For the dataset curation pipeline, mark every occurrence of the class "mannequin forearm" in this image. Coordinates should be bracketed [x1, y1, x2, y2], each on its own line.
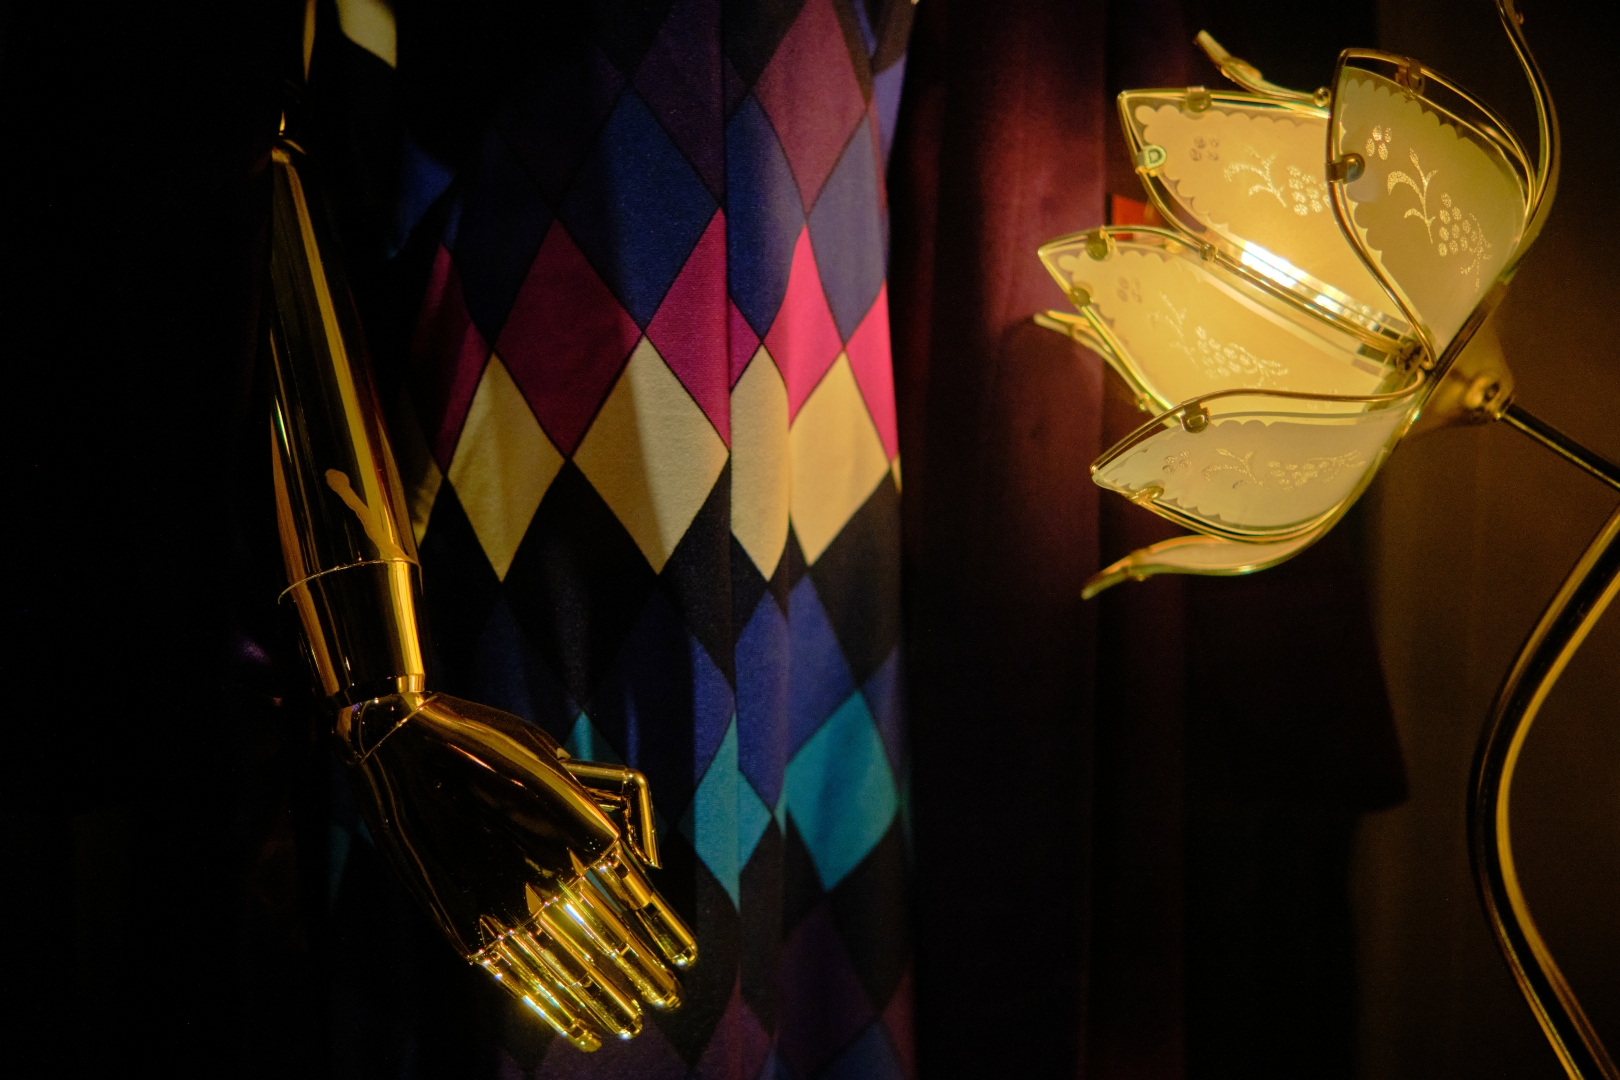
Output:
[265, 141, 425, 705]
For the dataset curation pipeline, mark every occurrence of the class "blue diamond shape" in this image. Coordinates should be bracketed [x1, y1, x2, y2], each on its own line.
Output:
[787, 576, 856, 756]
[679, 718, 775, 908]
[559, 87, 718, 326]
[393, 130, 455, 256]
[452, 129, 553, 345]
[873, 59, 906, 165]
[807, 118, 885, 342]
[821, 1021, 906, 1080]
[726, 94, 806, 337]
[736, 589, 790, 807]
[861, 645, 906, 777]
[780, 691, 898, 890]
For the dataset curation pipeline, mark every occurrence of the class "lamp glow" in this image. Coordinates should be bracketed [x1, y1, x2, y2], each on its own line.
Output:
[1039, 3, 1620, 1076]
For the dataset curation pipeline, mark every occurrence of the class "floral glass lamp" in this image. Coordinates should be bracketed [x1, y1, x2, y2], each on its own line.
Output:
[1037, 2, 1620, 1076]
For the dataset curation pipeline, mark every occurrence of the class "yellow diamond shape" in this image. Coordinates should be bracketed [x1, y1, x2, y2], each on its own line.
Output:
[573, 337, 730, 574]
[730, 346, 791, 579]
[447, 353, 564, 579]
[789, 353, 890, 564]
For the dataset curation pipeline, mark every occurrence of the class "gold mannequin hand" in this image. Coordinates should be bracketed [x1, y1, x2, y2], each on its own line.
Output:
[263, 139, 695, 1049]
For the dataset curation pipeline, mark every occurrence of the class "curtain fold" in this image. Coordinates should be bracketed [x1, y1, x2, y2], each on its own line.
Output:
[889, 2, 1400, 1075]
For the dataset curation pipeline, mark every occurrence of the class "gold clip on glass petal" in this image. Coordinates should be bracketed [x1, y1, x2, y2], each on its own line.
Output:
[1037, 226, 1422, 579]
[1325, 31, 1546, 365]
[1040, 5, 1620, 1077]
[1038, 227, 1413, 413]
[1116, 63, 1409, 345]
[1041, 0, 1561, 596]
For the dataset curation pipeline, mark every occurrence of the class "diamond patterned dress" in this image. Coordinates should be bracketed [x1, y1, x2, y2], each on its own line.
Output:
[322, 2, 916, 1077]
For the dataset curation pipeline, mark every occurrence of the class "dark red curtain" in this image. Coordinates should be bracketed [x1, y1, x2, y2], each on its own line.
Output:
[888, 1, 1403, 1076]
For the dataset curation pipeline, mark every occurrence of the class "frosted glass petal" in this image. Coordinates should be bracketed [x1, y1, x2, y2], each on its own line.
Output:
[1332, 70, 1526, 353]
[1092, 388, 1419, 538]
[1082, 529, 1326, 598]
[1123, 92, 1401, 334]
[1039, 233, 1402, 411]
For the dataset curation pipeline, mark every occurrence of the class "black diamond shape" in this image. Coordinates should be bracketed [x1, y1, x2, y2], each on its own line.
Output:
[647, 827, 742, 1064]
[739, 820, 784, 1033]
[495, 48, 626, 208]
[502, 462, 659, 707]
[466, 596, 576, 746]
[417, 481, 502, 693]
[582, 590, 701, 815]
[591, 0, 677, 76]
[730, 533, 770, 663]
[830, 0, 874, 103]
[827, 815, 909, 1009]
[659, 463, 734, 685]
[805, 472, 899, 686]
[780, 812, 826, 938]
[451, 129, 553, 347]
[722, 0, 807, 87]
[768, 524, 807, 616]
[869, 0, 915, 74]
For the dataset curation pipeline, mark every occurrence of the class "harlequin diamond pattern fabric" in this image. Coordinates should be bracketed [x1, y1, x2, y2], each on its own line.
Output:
[339, 2, 918, 1076]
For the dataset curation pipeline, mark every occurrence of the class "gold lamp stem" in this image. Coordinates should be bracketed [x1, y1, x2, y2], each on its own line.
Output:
[1502, 404, 1620, 493]
[1470, 408, 1620, 1080]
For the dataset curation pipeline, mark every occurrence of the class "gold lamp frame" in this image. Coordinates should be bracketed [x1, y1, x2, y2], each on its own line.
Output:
[1039, 2, 1620, 1075]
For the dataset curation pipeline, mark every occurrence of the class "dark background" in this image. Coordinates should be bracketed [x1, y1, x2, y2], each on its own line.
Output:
[3, 1, 1614, 1077]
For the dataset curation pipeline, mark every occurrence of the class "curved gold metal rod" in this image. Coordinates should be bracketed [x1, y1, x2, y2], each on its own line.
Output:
[1194, 30, 1329, 107]
[1470, 413, 1620, 1080]
[1498, 0, 1561, 256]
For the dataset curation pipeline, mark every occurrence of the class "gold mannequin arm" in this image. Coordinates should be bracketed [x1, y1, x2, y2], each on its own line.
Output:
[265, 143, 425, 705]
[263, 140, 695, 1051]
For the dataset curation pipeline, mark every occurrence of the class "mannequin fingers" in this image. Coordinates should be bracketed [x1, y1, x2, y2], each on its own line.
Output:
[532, 907, 645, 1039]
[475, 928, 602, 1052]
[591, 845, 698, 969]
[566, 875, 682, 1010]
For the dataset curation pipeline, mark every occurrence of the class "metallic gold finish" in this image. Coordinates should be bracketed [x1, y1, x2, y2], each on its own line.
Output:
[1500, 404, 1620, 493]
[562, 759, 664, 869]
[1406, 308, 1516, 436]
[1081, 530, 1323, 598]
[1194, 31, 1327, 107]
[264, 140, 695, 1048]
[266, 144, 425, 705]
[1041, 0, 1558, 598]
[1042, 6, 1617, 1076]
[1470, 489, 1620, 1080]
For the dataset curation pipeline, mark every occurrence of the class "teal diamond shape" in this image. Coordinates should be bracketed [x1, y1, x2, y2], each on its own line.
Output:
[564, 712, 623, 763]
[679, 717, 773, 907]
[780, 691, 899, 890]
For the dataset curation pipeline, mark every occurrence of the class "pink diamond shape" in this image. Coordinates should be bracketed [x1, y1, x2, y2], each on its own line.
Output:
[729, 299, 760, 389]
[695, 977, 773, 1080]
[844, 284, 897, 460]
[764, 227, 843, 421]
[411, 244, 491, 471]
[496, 222, 644, 455]
[647, 208, 730, 444]
[753, 0, 869, 210]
